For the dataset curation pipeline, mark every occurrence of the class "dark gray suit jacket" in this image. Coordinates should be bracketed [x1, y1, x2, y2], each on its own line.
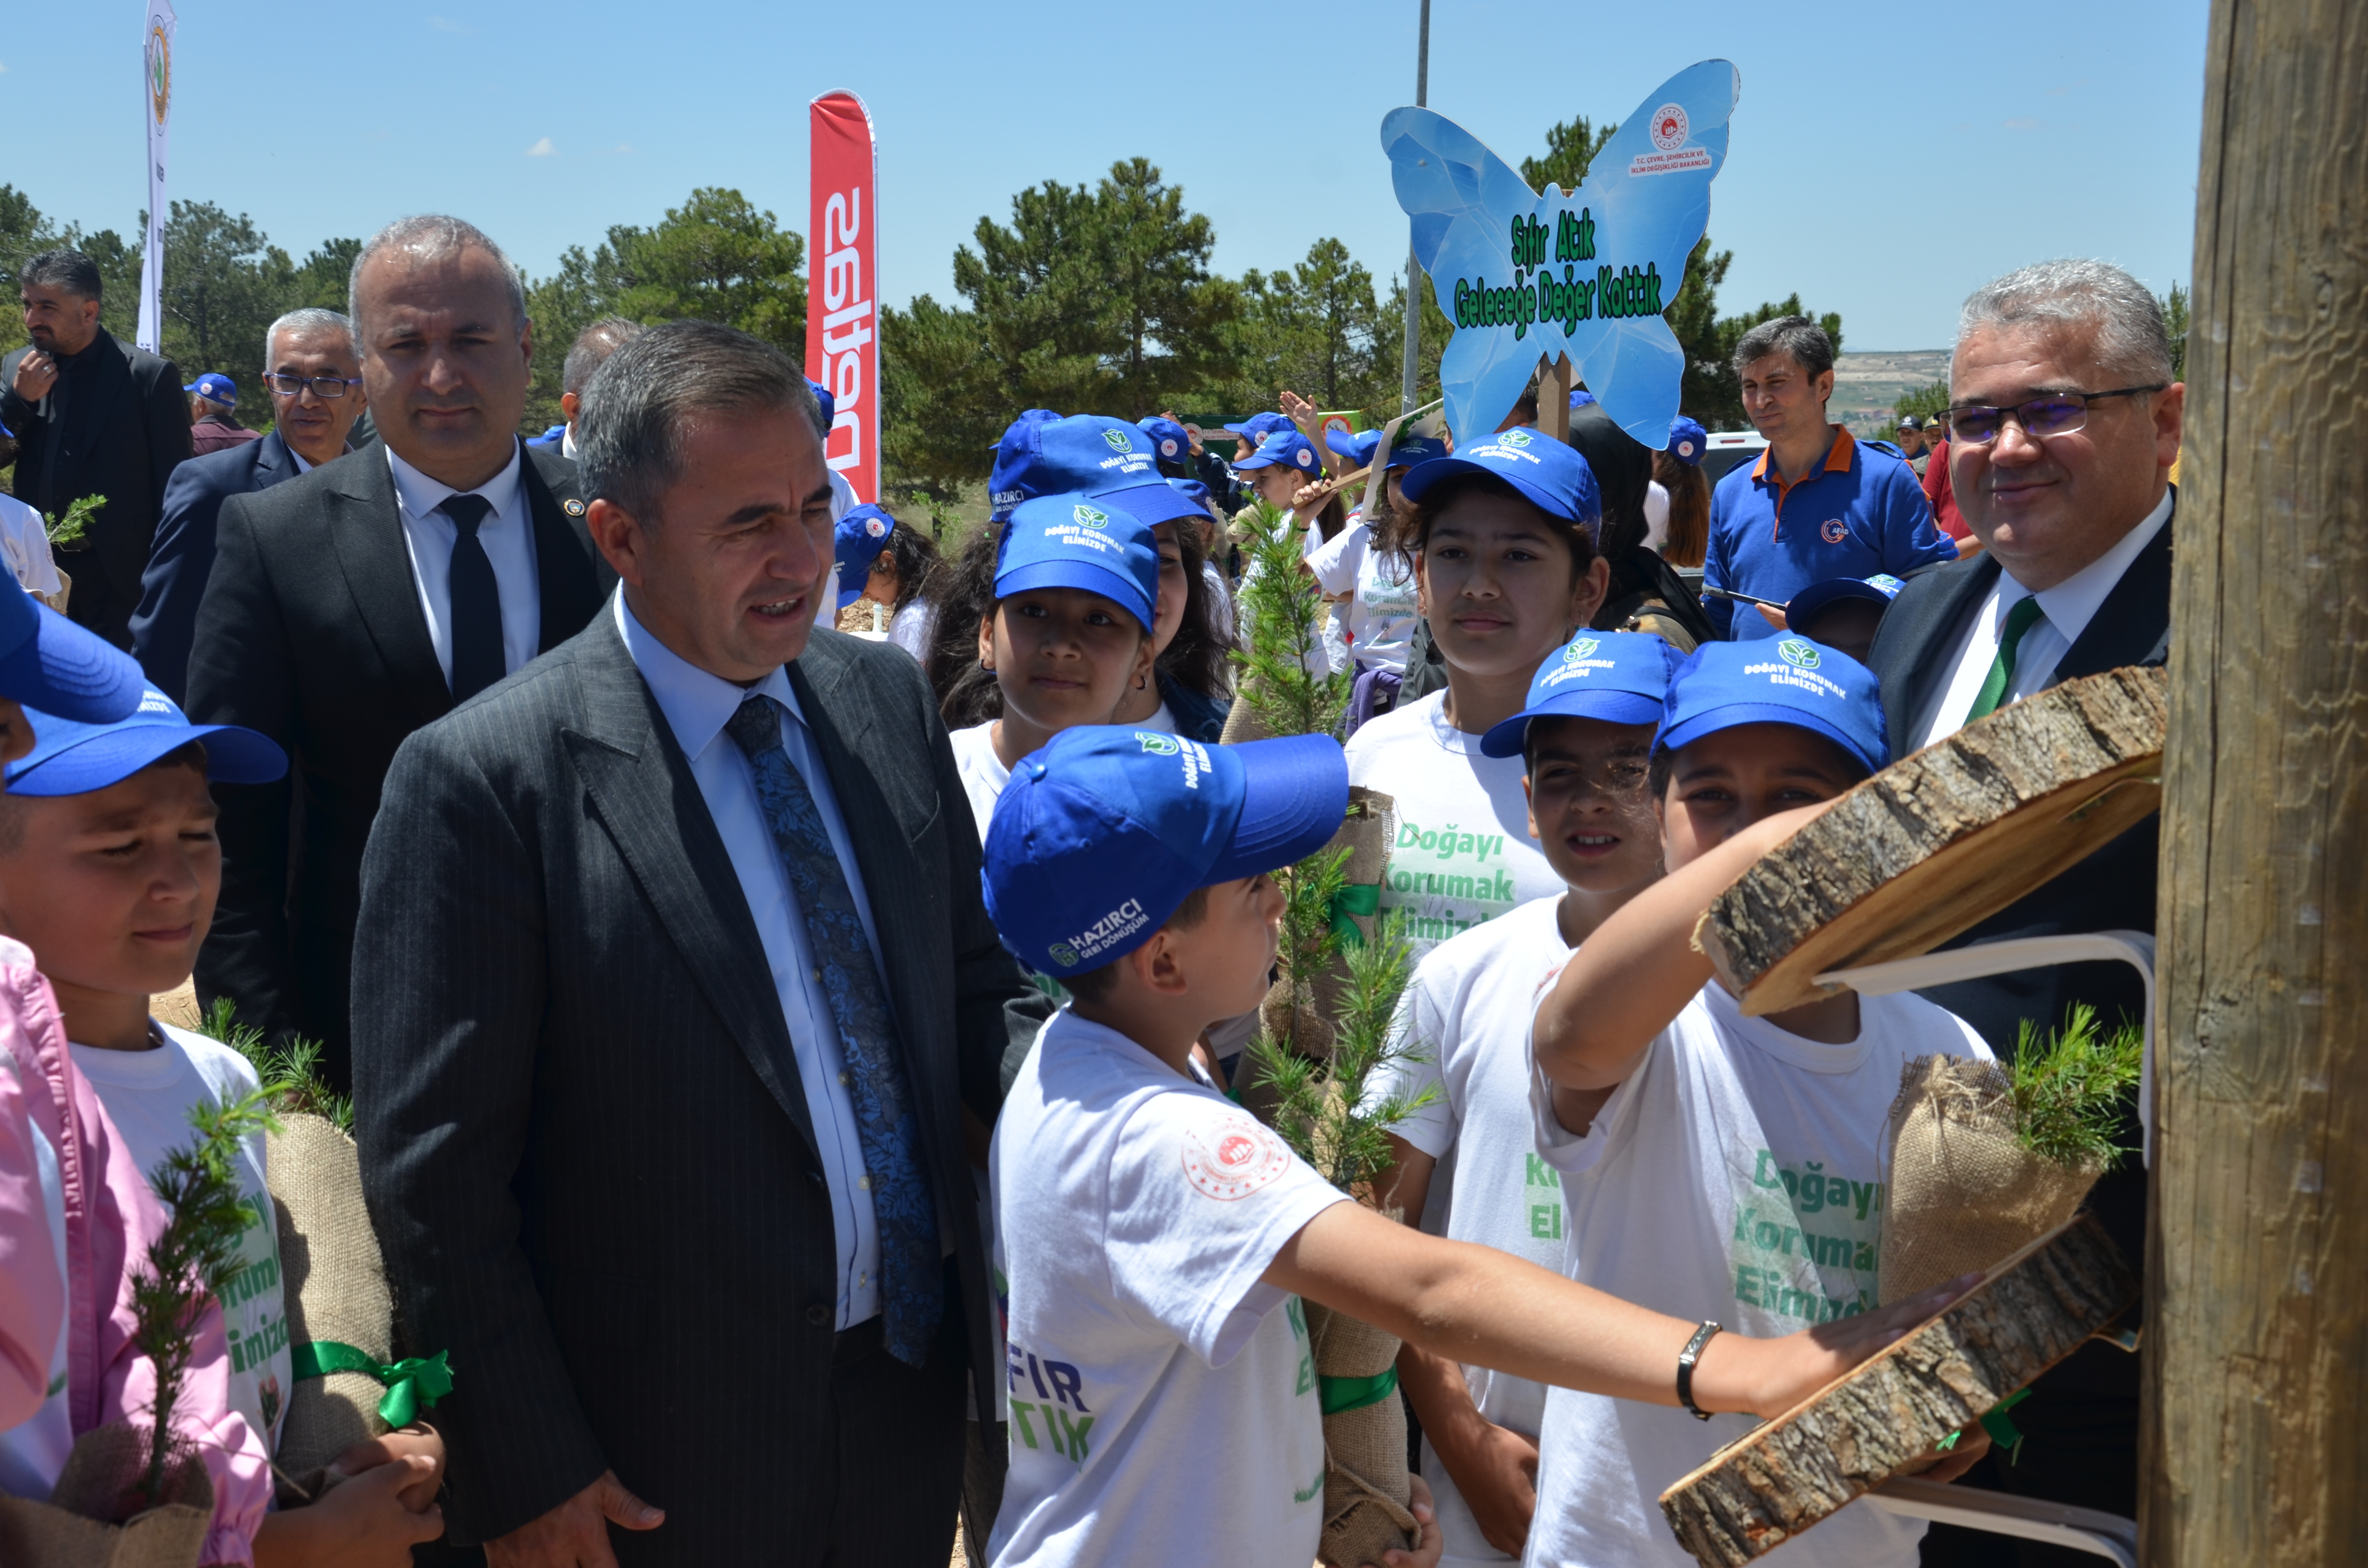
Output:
[1864, 494, 2171, 1393]
[350, 610, 1044, 1552]
[131, 428, 306, 703]
[185, 440, 609, 1085]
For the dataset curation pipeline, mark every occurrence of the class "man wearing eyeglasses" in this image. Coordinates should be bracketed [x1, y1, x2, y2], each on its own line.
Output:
[132, 309, 371, 701]
[1865, 258, 2181, 1559]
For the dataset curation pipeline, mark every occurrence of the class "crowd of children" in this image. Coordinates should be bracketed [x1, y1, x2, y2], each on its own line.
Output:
[0, 377, 1996, 1568]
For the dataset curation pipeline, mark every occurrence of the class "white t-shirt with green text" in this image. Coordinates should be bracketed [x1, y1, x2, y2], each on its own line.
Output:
[988, 1009, 1345, 1568]
[1307, 518, 1421, 676]
[73, 1024, 289, 1458]
[1522, 983, 1990, 1568]
[1363, 896, 1572, 1566]
[1344, 689, 1566, 964]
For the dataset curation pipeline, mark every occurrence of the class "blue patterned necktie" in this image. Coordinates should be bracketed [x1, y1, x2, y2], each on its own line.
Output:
[724, 694, 941, 1365]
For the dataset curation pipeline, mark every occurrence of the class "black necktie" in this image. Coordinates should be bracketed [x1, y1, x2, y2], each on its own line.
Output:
[440, 493, 504, 701]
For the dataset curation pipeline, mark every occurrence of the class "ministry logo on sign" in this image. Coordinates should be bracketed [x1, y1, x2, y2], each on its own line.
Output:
[1778, 637, 1822, 670]
[1651, 103, 1689, 151]
[148, 24, 172, 124]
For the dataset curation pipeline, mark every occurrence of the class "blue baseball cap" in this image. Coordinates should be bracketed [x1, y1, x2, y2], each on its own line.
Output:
[1325, 428, 1381, 468]
[807, 378, 837, 428]
[1096, 476, 1207, 532]
[1166, 477, 1216, 513]
[996, 492, 1160, 633]
[834, 504, 897, 609]
[1653, 639, 1889, 778]
[6, 687, 286, 797]
[1400, 427, 1603, 539]
[1382, 432, 1447, 468]
[185, 373, 236, 405]
[1137, 416, 1192, 465]
[0, 580, 146, 724]
[1786, 573, 1905, 633]
[1480, 631, 1677, 758]
[990, 415, 1163, 524]
[1222, 412, 1295, 441]
[1668, 417, 1709, 465]
[1234, 428, 1322, 476]
[1568, 388, 1597, 409]
[982, 726, 1347, 979]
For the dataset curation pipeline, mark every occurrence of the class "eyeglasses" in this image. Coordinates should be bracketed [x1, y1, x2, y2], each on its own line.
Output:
[1944, 385, 2165, 446]
[260, 372, 362, 399]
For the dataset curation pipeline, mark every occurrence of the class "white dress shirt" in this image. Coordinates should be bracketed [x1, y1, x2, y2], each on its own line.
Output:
[388, 442, 543, 689]
[614, 588, 893, 1329]
[1913, 487, 2173, 750]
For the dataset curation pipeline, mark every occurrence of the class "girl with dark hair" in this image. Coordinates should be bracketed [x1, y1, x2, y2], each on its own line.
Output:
[1104, 504, 1233, 743]
[1354, 433, 1611, 966]
[1564, 402, 1715, 652]
[1653, 417, 1712, 568]
[863, 517, 949, 659]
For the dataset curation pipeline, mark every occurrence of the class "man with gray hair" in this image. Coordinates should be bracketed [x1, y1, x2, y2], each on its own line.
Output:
[132, 307, 371, 699]
[351, 318, 1043, 1563]
[1866, 257, 2182, 1552]
[186, 215, 612, 1086]
[528, 315, 645, 457]
[0, 247, 193, 645]
[1701, 313, 1957, 638]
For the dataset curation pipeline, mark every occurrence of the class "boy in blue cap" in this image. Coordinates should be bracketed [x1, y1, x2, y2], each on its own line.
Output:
[1362, 630, 1675, 1565]
[0, 684, 449, 1558]
[1307, 428, 1447, 716]
[1778, 572, 1905, 664]
[980, 725, 1976, 1568]
[1522, 638, 1992, 1568]
[947, 492, 1161, 837]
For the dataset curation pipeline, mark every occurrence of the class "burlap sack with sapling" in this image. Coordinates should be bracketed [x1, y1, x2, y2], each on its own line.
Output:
[1880, 1004, 2143, 1304]
[0, 1085, 275, 1568]
[1247, 912, 1432, 1568]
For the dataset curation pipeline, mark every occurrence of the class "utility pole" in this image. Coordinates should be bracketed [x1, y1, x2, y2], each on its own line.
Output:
[1398, 0, 1430, 413]
[2144, 0, 2367, 1563]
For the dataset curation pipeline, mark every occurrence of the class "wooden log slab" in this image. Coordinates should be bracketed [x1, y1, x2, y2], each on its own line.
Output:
[1695, 666, 2168, 1016]
[1658, 1215, 2138, 1567]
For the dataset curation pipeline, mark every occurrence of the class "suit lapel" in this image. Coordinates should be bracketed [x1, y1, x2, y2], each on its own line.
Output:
[1876, 554, 1998, 750]
[253, 431, 294, 483]
[561, 616, 822, 1162]
[323, 442, 453, 727]
[2052, 493, 2176, 682]
[521, 446, 605, 652]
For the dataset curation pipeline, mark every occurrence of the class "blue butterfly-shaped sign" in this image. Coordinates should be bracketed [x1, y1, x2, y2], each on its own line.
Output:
[1383, 60, 1739, 449]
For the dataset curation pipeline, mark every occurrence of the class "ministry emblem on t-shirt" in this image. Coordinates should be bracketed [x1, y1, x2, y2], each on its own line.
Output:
[1182, 1112, 1292, 1201]
[1820, 518, 1848, 544]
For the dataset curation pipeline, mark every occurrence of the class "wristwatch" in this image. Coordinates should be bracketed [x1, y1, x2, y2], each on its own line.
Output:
[1677, 1320, 1723, 1421]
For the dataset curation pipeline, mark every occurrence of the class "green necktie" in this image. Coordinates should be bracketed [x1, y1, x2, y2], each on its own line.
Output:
[1966, 595, 2046, 723]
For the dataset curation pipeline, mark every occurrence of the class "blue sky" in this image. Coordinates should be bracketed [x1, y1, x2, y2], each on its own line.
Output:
[2, 1, 2210, 351]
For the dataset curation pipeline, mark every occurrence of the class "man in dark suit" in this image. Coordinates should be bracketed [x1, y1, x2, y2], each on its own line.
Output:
[133, 307, 370, 701]
[351, 321, 1043, 1565]
[1, 249, 194, 646]
[1864, 259, 2181, 1565]
[187, 216, 612, 1088]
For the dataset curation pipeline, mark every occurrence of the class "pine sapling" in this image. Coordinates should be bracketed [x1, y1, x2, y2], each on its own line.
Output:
[1229, 497, 1349, 740]
[44, 493, 105, 550]
[202, 995, 351, 1130]
[2009, 1004, 2145, 1170]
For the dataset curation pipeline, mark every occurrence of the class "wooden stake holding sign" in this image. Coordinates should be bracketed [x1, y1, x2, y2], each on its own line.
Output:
[1659, 1216, 2138, 1566]
[1694, 666, 2169, 1017]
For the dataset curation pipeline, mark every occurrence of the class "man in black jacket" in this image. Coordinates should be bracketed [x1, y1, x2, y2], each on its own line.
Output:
[1, 249, 194, 645]
[187, 216, 612, 1088]
[352, 320, 1044, 1564]
[1865, 258, 2180, 1565]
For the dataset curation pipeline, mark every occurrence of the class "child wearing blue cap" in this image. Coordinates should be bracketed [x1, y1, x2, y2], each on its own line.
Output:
[1306, 429, 1449, 712]
[0, 686, 449, 1558]
[979, 725, 1973, 1568]
[1344, 430, 1614, 965]
[1520, 638, 1994, 1568]
[1779, 572, 1905, 664]
[945, 492, 1162, 836]
[1652, 417, 1712, 568]
[1360, 631, 1675, 1565]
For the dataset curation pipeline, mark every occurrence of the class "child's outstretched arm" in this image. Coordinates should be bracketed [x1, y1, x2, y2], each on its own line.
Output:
[1532, 802, 1827, 1091]
[1268, 1196, 1968, 1420]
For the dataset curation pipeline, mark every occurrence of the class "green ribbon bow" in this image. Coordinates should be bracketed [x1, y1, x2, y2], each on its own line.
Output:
[289, 1342, 453, 1429]
[1935, 1386, 2031, 1461]
[1318, 1364, 1399, 1416]
[1327, 883, 1381, 949]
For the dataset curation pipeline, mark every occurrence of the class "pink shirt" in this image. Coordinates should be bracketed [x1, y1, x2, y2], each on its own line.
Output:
[0, 939, 268, 1564]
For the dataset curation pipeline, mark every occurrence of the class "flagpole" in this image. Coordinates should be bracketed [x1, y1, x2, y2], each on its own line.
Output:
[1398, 0, 1430, 413]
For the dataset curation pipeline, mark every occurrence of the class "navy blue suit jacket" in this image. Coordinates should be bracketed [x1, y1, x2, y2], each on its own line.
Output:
[131, 430, 308, 702]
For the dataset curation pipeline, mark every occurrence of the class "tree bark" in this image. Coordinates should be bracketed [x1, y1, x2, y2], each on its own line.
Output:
[1660, 1217, 2137, 1567]
[1694, 667, 2168, 1015]
[2144, 3, 2368, 1563]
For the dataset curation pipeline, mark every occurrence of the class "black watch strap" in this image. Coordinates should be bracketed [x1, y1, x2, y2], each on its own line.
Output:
[1677, 1320, 1723, 1421]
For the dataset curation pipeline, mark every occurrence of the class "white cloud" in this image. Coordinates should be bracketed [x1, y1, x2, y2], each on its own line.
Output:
[0, 60, 10, 73]
[612, 144, 633, 154]
[525, 136, 556, 158]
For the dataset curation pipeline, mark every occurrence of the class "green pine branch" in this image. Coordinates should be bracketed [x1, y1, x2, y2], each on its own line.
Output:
[2009, 1004, 2145, 1170]
[201, 995, 352, 1131]
[44, 493, 104, 549]
[1228, 497, 1349, 740]
[130, 1086, 278, 1509]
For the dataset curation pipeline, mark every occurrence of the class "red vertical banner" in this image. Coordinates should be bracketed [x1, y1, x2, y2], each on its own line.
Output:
[807, 91, 879, 505]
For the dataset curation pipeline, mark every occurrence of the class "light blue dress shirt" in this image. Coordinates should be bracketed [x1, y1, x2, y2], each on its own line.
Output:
[614, 589, 890, 1328]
